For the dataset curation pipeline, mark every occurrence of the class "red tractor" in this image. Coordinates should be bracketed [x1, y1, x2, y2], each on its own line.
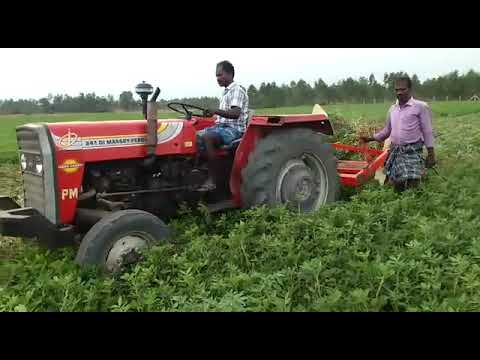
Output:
[0, 83, 388, 272]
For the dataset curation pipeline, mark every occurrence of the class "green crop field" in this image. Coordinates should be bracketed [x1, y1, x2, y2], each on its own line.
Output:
[1, 101, 480, 311]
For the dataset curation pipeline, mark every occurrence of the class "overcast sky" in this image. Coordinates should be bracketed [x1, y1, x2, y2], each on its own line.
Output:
[1, 48, 479, 101]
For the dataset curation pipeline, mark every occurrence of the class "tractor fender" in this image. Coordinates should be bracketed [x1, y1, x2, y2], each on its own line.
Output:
[248, 114, 334, 136]
[229, 113, 334, 206]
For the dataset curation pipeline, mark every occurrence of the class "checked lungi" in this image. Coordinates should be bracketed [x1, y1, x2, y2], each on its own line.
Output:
[384, 141, 425, 183]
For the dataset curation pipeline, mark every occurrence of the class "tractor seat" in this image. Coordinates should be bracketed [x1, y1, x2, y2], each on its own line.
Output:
[220, 138, 242, 151]
[218, 110, 254, 152]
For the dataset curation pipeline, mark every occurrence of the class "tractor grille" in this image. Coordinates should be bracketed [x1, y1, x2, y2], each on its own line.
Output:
[23, 167, 46, 209]
[16, 124, 58, 224]
[17, 128, 45, 212]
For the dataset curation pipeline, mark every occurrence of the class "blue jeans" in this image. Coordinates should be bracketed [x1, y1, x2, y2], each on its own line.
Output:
[196, 124, 243, 152]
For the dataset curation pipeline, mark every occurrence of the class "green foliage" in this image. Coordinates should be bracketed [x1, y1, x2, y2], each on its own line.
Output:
[248, 69, 480, 109]
[1, 103, 480, 311]
[118, 91, 138, 111]
[0, 93, 119, 115]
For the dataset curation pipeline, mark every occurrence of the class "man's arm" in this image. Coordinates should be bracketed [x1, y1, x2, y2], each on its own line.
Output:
[207, 107, 241, 119]
[360, 110, 392, 143]
[420, 104, 436, 168]
[206, 87, 246, 119]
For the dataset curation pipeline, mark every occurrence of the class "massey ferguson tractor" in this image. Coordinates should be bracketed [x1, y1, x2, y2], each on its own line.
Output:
[0, 82, 388, 273]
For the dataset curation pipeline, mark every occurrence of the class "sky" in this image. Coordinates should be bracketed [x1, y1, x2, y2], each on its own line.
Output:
[0, 48, 479, 101]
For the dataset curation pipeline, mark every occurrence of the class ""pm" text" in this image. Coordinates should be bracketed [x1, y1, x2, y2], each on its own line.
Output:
[61, 188, 78, 200]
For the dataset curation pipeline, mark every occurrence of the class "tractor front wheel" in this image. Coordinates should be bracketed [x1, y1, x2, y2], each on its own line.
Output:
[241, 128, 339, 212]
[75, 209, 170, 273]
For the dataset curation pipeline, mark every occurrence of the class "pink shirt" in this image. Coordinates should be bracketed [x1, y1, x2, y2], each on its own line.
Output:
[374, 97, 434, 148]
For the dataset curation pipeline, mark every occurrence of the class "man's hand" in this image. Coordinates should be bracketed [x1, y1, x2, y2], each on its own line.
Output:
[359, 136, 374, 145]
[425, 149, 436, 168]
[211, 107, 241, 120]
[204, 108, 217, 118]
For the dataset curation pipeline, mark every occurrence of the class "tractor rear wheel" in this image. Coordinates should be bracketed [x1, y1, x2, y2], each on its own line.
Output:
[241, 128, 339, 212]
[75, 209, 170, 273]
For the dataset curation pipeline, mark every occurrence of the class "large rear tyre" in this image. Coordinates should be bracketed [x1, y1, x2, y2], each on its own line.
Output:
[241, 128, 339, 212]
[75, 209, 170, 273]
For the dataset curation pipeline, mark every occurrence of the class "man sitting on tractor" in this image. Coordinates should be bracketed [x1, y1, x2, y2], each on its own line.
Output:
[197, 60, 249, 191]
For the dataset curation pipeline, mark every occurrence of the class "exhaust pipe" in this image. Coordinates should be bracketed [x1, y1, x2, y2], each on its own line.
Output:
[146, 89, 160, 154]
[135, 82, 160, 168]
[144, 87, 161, 168]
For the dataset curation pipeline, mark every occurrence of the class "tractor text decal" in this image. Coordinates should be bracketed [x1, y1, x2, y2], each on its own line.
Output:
[61, 188, 79, 200]
[52, 122, 183, 150]
[58, 159, 83, 174]
[83, 136, 146, 149]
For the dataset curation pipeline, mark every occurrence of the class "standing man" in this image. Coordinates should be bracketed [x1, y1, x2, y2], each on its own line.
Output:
[360, 76, 436, 192]
[197, 60, 249, 191]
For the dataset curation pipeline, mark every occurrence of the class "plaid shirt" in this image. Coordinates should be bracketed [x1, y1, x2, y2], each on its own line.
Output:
[216, 82, 249, 133]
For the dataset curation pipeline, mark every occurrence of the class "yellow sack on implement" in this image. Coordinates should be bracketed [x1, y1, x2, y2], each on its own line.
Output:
[374, 137, 391, 185]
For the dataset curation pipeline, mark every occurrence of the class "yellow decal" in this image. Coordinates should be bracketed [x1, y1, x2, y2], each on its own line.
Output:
[184, 141, 193, 148]
[61, 188, 78, 200]
[157, 123, 169, 133]
[59, 159, 83, 174]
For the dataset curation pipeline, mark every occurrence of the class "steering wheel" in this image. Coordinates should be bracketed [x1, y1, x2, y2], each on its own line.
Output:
[167, 102, 208, 120]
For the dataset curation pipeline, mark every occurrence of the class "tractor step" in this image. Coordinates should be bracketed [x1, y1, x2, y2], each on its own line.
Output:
[207, 200, 236, 213]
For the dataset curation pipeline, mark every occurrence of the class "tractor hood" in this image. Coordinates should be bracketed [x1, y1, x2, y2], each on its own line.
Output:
[46, 119, 185, 152]
[15, 118, 199, 166]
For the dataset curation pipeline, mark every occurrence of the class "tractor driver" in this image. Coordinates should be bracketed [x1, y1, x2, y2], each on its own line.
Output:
[197, 60, 249, 191]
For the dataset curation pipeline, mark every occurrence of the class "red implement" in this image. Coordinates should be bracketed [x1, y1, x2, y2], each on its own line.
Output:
[332, 143, 389, 187]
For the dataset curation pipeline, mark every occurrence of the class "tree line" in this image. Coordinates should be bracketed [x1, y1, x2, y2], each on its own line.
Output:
[1, 69, 479, 115]
[0, 91, 220, 115]
[247, 70, 480, 108]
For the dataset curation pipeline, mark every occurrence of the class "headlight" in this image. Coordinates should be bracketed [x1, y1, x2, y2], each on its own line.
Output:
[34, 155, 43, 174]
[20, 154, 27, 170]
[20, 153, 43, 174]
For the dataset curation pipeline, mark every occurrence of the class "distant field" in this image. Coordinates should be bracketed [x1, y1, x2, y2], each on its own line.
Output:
[257, 103, 391, 121]
[1, 101, 479, 162]
[258, 101, 480, 121]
